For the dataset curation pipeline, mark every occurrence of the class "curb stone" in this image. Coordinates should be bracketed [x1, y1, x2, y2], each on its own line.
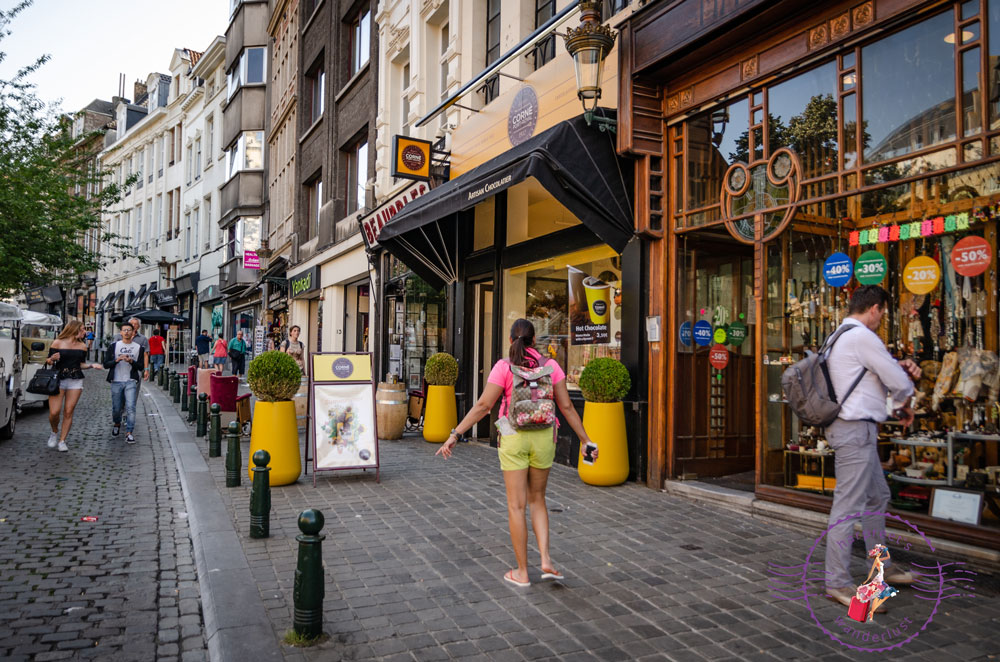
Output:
[148, 383, 284, 662]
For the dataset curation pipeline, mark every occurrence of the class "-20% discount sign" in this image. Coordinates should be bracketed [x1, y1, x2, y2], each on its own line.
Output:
[902, 255, 941, 295]
[951, 235, 992, 277]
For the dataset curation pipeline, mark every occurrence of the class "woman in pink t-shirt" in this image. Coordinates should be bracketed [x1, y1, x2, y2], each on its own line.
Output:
[436, 318, 596, 588]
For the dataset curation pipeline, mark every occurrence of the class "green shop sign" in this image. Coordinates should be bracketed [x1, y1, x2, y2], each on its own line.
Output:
[854, 250, 887, 285]
[727, 321, 747, 346]
[289, 266, 320, 298]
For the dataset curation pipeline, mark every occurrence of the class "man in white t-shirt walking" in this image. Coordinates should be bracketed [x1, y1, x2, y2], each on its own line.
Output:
[103, 322, 148, 444]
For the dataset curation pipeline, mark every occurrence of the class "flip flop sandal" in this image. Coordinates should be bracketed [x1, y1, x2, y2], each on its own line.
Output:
[503, 570, 530, 587]
[540, 569, 564, 580]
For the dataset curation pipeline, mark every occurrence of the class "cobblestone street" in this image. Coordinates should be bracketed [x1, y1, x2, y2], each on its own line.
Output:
[0, 375, 206, 661]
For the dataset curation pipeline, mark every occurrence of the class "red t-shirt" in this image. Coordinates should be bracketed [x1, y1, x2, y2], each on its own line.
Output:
[148, 335, 165, 355]
[487, 347, 565, 417]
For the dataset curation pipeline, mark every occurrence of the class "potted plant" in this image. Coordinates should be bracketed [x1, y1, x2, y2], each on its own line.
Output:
[422, 352, 458, 443]
[577, 357, 631, 486]
[247, 351, 302, 485]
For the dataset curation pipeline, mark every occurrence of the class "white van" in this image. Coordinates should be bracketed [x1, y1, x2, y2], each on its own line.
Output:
[0, 302, 22, 439]
[20, 310, 62, 409]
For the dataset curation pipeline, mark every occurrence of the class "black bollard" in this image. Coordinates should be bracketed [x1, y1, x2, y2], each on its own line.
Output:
[180, 375, 189, 411]
[293, 509, 325, 639]
[249, 450, 271, 539]
[157, 365, 165, 387]
[209, 403, 221, 457]
[187, 390, 197, 422]
[170, 372, 180, 403]
[196, 393, 208, 437]
[225, 421, 241, 487]
[162, 368, 170, 391]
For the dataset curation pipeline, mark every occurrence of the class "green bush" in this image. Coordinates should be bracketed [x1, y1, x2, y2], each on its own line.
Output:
[247, 351, 302, 402]
[424, 352, 458, 386]
[578, 358, 631, 402]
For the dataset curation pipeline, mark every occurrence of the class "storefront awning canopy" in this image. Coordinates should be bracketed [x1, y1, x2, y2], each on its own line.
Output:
[126, 284, 148, 310]
[377, 111, 634, 289]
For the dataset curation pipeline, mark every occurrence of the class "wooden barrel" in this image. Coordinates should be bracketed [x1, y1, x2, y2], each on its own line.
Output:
[376, 382, 408, 440]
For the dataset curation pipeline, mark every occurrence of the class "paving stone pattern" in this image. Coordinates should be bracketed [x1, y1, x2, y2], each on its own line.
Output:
[0, 375, 207, 661]
[171, 393, 1000, 662]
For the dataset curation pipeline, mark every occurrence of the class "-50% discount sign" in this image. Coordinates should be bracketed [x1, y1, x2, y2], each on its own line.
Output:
[951, 235, 992, 277]
[902, 255, 941, 294]
[709, 344, 729, 370]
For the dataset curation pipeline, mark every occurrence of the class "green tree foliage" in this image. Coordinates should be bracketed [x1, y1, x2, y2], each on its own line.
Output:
[0, 1, 135, 297]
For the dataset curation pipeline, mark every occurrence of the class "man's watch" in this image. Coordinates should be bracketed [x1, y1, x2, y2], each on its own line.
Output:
[450, 429, 466, 442]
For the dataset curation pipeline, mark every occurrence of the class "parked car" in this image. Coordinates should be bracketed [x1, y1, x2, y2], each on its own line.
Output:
[19, 310, 62, 409]
[0, 302, 23, 439]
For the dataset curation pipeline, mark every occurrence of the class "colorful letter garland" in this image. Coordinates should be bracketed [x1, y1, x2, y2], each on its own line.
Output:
[847, 205, 996, 247]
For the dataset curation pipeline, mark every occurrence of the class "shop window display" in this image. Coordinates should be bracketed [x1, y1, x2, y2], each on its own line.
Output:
[502, 245, 621, 391]
[384, 276, 447, 390]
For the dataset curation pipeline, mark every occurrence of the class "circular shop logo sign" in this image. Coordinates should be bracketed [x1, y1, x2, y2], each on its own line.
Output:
[332, 357, 354, 379]
[679, 321, 693, 347]
[823, 252, 853, 287]
[592, 300, 607, 317]
[855, 250, 887, 285]
[508, 86, 539, 147]
[400, 144, 426, 172]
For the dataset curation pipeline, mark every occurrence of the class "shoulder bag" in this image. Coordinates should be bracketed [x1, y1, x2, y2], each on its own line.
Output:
[27, 368, 61, 396]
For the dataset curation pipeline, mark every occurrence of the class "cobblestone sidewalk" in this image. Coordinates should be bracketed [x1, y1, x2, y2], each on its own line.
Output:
[0, 375, 206, 661]
[151, 385, 1000, 662]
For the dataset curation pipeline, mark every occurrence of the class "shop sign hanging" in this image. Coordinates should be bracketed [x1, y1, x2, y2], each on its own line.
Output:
[709, 344, 729, 370]
[951, 235, 992, 277]
[902, 256, 941, 295]
[823, 252, 853, 287]
[679, 321, 692, 347]
[845, 207, 996, 246]
[567, 267, 610, 345]
[390, 135, 432, 182]
[727, 321, 747, 346]
[713, 327, 728, 344]
[243, 250, 260, 270]
[693, 320, 713, 346]
[854, 250, 887, 285]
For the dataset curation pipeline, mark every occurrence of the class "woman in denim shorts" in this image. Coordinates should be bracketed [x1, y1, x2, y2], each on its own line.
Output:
[436, 319, 597, 588]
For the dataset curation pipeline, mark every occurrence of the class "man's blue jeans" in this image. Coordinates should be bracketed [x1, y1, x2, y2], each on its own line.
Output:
[150, 353, 164, 376]
[111, 380, 138, 433]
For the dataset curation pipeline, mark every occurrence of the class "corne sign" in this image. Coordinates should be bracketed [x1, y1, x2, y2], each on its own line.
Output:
[359, 183, 429, 250]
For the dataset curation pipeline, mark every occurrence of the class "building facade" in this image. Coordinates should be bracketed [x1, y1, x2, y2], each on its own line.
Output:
[285, 0, 378, 358]
[618, 0, 1000, 547]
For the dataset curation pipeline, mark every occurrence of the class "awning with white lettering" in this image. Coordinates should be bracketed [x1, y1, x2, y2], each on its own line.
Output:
[377, 111, 634, 290]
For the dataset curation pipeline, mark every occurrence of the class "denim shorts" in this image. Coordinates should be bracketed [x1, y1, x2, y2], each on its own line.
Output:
[498, 427, 556, 471]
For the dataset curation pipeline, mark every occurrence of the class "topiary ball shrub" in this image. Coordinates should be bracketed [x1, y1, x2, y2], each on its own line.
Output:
[247, 351, 302, 402]
[578, 358, 631, 403]
[424, 352, 458, 386]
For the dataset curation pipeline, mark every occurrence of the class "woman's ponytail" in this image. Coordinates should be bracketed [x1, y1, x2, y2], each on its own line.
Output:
[508, 319, 536, 368]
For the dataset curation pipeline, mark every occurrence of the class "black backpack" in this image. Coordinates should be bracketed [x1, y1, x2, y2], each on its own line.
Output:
[781, 324, 867, 427]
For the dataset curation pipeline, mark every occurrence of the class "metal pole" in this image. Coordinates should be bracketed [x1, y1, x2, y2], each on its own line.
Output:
[209, 403, 221, 457]
[249, 450, 271, 538]
[293, 509, 325, 638]
[196, 393, 208, 437]
[225, 421, 242, 487]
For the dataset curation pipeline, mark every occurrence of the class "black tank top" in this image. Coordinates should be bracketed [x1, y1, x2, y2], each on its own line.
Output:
[49, 347, 86, 380]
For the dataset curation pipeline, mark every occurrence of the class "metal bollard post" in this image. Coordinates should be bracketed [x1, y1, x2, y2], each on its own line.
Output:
[180, 376, 189, 411]
[157, 366, 165, 387]
[162, 368, 170, 391]
[249, 450, 271, 539]
[196, 393, 208, 437]
[187, 390, 197, 422]
[225, 421, 242, 487]
[293, 509, 325, 639]
[170, 372, 180, 403]
[209, 403, 222, 457]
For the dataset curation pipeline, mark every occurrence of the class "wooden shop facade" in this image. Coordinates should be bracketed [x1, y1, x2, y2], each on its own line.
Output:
[617, 0, 1000, 548]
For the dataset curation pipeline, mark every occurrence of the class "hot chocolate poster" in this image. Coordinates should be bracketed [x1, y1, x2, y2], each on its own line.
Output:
[568, 266, 610, 345]
[313, 382, 378, 470]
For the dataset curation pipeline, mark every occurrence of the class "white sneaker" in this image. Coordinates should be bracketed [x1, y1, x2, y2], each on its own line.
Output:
[57, 441, 69, 452]
[47, 432, 59, 449]
[125, 433, 136, 445]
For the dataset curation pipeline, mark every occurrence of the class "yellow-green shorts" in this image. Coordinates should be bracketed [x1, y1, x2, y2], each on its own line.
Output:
[498, 427, 556, 471]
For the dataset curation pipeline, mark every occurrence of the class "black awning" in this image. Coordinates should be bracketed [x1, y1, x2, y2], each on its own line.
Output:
[126, 284, 148, 310]
[96, 292, 115, 313]
[113, 290, 125, 310]
[377, 111, 634, 289]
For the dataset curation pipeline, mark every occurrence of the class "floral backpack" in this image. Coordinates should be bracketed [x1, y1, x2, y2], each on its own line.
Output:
[504, 358, 557, 431]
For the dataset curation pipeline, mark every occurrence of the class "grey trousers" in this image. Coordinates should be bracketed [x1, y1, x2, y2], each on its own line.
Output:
[824, 419, 890, 589]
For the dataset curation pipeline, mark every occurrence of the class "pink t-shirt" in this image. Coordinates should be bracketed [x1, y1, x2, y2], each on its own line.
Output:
[488, 347, 565, 416]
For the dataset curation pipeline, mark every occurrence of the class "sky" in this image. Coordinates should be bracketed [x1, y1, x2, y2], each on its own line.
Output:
[0, 0, 229, 114]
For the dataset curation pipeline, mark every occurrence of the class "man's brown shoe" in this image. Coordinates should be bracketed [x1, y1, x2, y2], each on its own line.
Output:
[884, 568, 915, 585]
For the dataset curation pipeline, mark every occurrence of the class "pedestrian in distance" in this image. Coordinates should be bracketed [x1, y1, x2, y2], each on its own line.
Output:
[436, 318, 598, 587]
[824, 285, 919, 608]
[84, 325, 95, 361]
[280, 325, 305, 374]
[103, 322, 148, 445]
[212, 333, 227, 373]
[44, 320, 104, 452]
[195, 329, 212, 369]
[148, 327, 166, 380]
[228, 330, 248, 379]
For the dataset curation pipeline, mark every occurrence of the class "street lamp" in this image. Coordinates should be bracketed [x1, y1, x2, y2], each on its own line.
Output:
[563, 0, 617, 132]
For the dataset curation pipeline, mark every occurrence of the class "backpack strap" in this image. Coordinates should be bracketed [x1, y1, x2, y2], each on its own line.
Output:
[821, 324, 867, 405]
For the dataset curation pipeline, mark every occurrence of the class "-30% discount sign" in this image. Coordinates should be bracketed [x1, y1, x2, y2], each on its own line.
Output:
[951, 235, 992, 277]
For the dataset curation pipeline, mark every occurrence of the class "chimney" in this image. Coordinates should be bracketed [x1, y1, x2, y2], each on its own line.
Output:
[133, 80, 147, 101]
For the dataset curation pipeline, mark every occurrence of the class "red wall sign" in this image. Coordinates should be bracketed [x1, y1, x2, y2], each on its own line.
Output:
[709, 344, 730, 370]
[951, 235, 992, 277]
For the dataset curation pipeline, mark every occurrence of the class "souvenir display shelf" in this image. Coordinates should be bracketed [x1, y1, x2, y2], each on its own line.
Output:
[784, 448, 836, 495]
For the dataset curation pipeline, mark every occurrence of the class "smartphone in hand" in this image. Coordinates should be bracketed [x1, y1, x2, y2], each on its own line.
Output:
[582, 442, 597, 465]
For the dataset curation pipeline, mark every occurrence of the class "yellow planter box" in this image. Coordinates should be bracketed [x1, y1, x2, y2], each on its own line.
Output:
[423, 385, 456, 443]
[248, 400, 301, 485]
[578, 401, 629, 486]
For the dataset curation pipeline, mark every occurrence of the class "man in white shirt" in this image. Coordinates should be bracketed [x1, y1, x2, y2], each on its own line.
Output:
[824, 285, 921, 607]
[103, 323, 148, 445]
